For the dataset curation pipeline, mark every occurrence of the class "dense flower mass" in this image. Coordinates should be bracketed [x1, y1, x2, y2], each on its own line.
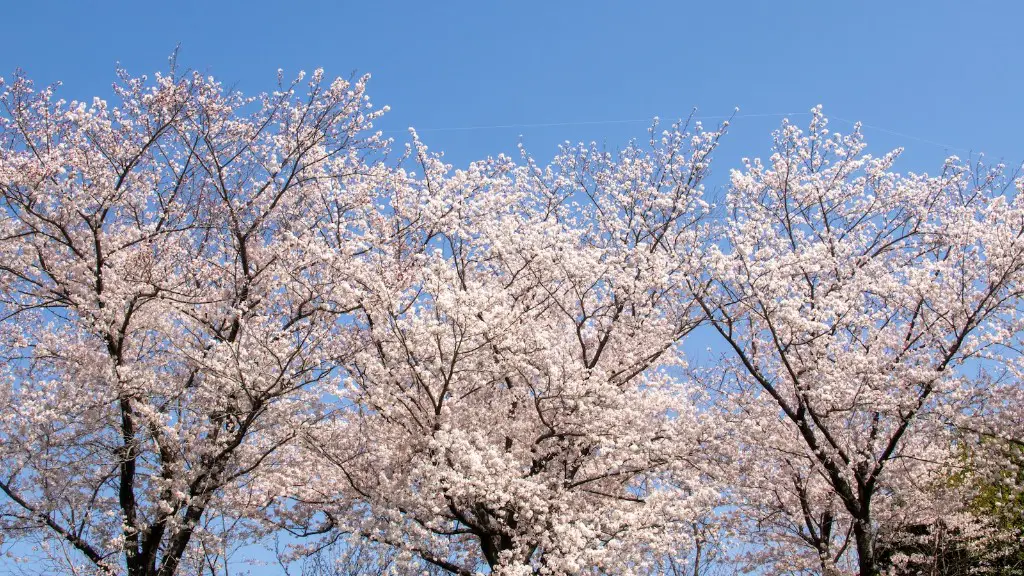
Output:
[0, 68, 1021, 576]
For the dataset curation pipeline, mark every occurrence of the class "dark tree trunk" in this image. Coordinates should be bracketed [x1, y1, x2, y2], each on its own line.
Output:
[854, 518, 878, 576]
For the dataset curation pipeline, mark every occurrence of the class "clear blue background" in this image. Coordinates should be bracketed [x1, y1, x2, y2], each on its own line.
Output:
[1, 1, 1022, 573]
[3, 0, 1022, 173]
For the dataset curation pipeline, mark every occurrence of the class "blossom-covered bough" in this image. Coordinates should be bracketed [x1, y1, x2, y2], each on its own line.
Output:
[1, 63, 1022, 576]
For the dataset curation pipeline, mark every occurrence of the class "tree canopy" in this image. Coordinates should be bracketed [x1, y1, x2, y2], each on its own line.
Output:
[1, 67, 1021, 576]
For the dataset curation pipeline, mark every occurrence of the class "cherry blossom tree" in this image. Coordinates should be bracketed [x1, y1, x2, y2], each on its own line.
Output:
[698, 108, 1024, 576]
[269, 120, 730, 575]
[4, 59, 1024, 576]
[0, 62, 387, 576]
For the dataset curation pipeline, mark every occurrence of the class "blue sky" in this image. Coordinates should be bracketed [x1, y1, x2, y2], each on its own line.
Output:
[1, 1, 1022, 572]
[3, 0, 1022, 175]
